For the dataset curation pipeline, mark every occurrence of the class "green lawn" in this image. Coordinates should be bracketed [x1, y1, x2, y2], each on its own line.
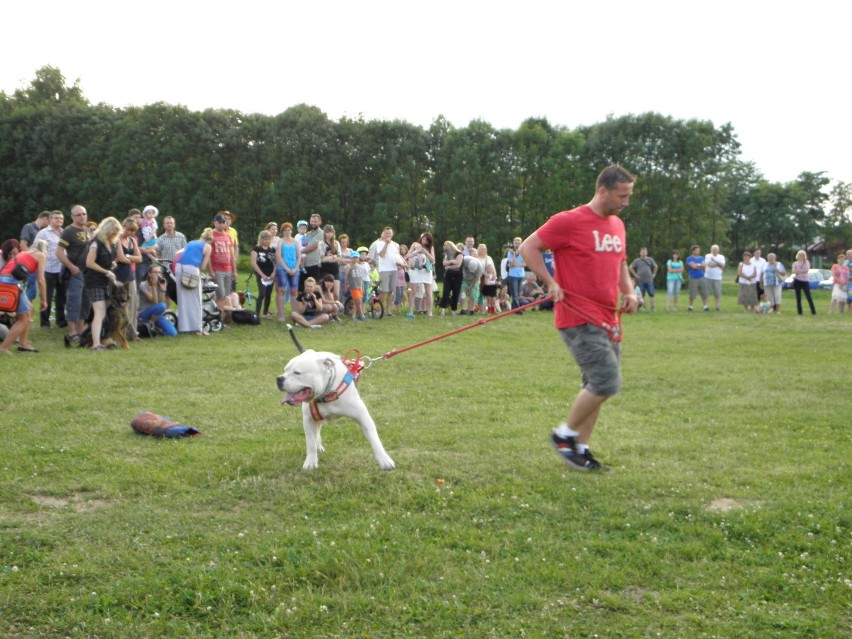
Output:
[1, 284, 849, 638]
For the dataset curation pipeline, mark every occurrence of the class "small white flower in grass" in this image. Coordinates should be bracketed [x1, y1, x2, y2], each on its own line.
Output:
[320, 605, 328, 613]
[11, 566, 18, 572]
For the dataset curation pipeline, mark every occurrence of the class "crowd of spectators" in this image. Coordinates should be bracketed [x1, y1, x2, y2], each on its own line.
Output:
[3, 208, 851, 353]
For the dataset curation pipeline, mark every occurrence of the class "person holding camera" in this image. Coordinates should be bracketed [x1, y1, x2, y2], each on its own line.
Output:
[137, 264, 177, 336]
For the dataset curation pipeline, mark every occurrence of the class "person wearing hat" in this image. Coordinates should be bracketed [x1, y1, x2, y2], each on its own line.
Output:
[211, 213, 237, 321]
[345, 246, 371, 320]
[135, 205, 159, 286]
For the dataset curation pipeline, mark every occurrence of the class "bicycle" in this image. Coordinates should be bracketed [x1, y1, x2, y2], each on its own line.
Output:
[343, 282, 384, 319]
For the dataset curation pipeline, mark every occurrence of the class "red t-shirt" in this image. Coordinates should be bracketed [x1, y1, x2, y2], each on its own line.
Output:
[536, 205, 627, 330]
[211, 231, 233, 272]
[1, 251, 37, 277]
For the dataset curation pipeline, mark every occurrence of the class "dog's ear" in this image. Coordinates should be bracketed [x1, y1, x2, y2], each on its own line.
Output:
[322, 358, 336, 370]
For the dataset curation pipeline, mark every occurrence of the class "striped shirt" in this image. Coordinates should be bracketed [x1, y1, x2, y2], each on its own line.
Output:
[156, 232, 187, 262]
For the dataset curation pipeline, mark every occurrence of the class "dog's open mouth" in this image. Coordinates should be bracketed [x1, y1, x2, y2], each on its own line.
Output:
[281, 388, 314, 406]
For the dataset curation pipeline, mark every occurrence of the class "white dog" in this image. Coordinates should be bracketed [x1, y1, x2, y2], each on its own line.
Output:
[277, 348, 395, 471]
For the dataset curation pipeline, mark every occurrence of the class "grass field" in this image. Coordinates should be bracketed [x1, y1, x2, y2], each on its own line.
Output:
[1, 283, 849, 638]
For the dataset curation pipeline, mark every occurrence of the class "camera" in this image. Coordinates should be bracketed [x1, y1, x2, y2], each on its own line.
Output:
[158, 276, 166, 284]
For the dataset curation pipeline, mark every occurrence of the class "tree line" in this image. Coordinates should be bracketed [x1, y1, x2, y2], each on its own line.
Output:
[2, 66, 850, 264]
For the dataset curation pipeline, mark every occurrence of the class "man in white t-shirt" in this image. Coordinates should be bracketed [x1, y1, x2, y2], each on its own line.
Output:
[368, 227, 404, 315]
[704, 244, 727, 310]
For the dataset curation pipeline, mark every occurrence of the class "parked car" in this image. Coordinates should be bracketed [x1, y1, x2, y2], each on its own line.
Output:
[782, 269, 832, 290]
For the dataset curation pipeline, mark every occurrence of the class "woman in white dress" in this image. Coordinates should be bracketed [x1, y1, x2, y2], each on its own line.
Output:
[404, 232, 436, 318]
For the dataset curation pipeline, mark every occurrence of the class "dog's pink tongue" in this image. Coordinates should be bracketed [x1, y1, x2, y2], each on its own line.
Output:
[281, 388, 313, 405]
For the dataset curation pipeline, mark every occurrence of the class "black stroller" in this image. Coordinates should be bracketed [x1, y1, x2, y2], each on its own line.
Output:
[200, 276, 223, 334]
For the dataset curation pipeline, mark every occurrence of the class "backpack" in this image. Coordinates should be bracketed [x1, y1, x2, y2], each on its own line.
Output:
[231, 309, 260, 325]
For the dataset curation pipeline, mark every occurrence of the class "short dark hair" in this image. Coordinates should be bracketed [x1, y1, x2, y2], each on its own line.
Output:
[37, 210, 51, 220]
[596, 165, 636, 191]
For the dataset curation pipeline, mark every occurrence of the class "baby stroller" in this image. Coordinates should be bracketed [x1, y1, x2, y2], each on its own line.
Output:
[200, 276, 223, 334]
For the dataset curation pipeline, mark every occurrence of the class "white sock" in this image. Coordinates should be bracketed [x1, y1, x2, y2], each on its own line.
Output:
[554, 422, 579, 439]
[576, 443, 589, 454]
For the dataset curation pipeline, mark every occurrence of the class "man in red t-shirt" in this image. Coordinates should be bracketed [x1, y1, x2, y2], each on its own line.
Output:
[210, 213, 236, 320]
[520, 165, 639, 471]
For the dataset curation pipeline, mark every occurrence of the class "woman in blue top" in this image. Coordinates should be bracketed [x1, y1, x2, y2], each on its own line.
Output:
[506, 236, 526, 310]
[665, 249, 684, 311]
[275, 222, 302, 321]
[761, 252, 786, 313]
[175, 229, 212, 334]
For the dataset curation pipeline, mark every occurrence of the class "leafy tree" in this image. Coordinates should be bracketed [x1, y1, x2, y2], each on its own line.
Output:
[822, 181, 852, 250]
[578, 113, 742, 262]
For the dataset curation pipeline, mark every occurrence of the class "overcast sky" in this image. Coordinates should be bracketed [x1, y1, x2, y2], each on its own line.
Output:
[3, 1, 849, 187]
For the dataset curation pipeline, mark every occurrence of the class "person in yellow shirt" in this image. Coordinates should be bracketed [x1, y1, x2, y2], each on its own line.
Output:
[222, 211, 239, 292]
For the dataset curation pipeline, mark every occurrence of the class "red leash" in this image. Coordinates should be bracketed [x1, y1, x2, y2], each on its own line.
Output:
[354, 293, 625, 369]
[379, 297, 552, 361]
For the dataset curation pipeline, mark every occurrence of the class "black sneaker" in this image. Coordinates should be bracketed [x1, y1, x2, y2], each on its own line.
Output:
[553, 438, 608, 472]
[551, 432, 577, 456]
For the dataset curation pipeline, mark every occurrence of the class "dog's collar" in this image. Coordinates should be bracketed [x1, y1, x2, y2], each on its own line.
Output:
[316, 369, 358, 404]
[308, 361, 362, 422]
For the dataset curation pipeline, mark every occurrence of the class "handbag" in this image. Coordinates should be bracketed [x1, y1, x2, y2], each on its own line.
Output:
[0, 281, 21, 313]
[10, 259, 30, 281]
[180, 271, 200, 289]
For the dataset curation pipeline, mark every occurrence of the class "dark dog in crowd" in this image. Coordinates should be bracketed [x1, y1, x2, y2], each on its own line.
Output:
[67, 283, 131, 349]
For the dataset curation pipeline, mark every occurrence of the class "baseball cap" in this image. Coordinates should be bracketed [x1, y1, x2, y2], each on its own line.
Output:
[357, 246, 368, 253]
[297, 220, 308, 228]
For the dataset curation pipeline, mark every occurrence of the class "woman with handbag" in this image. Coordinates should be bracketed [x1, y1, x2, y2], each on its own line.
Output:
[174, 228, 213, 335]
[0, 239, 47, 354]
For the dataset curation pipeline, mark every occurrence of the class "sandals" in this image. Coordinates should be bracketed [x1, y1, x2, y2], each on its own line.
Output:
[90, 344, 106, 351]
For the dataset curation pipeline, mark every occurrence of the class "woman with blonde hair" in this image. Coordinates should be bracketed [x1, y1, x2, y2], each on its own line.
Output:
[791, 249, 816, 315]
[174, 228, 213, 334]
[0, 239, 47, 353]
[84, 217, 122, 350]
[438, 240, 464, 316]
